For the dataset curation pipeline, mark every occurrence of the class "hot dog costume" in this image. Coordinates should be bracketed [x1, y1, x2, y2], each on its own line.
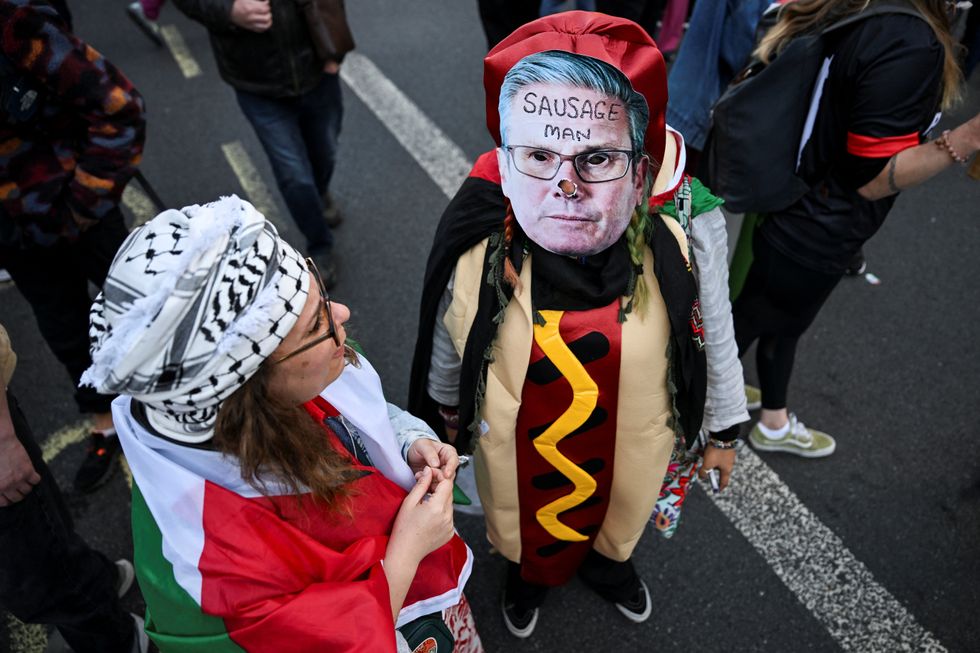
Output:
[409, 13, 747, 587]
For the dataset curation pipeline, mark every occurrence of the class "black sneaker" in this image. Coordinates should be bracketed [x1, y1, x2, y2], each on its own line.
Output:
[73, 432, 122, 493]
[310, 251, 338, 290]
[501, 594, 538, 638]
[615, 578, 652, 623]
[322, 193, 344, 228]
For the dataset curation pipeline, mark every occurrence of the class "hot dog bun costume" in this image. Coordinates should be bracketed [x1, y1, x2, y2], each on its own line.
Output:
[409, 12, 746, 586]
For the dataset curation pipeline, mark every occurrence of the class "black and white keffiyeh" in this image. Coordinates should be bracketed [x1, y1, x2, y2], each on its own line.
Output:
[82, 196, 310, 443]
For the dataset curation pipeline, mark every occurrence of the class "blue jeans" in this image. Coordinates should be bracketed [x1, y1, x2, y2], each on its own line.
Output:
[235, 73, 342, 255]
[0, 391, 135, 653]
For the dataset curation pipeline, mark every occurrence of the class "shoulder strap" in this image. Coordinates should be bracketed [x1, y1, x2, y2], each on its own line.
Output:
[822, 0, 926, 35]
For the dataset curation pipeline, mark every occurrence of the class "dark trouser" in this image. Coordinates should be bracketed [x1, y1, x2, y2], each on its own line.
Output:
[2, 209, 127, 414]
[596, 0, 666, 36]
[506, 549, 640, 610]
[732, 231, 842, 410]
[0, 391, 134, 653]
[477, 0, 540, 49]
[235, 73, 342, 256]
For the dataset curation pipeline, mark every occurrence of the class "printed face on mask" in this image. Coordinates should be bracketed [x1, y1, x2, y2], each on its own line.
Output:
[497, 82, 647, 257]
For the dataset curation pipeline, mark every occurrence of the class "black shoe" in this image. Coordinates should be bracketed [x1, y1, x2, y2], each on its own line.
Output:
[322, 193, 344, 228]
[73, 432, 121, 493]
[844, 249, 867, 276]
[615, 578, 652, 623]
[310, 251, 337, 290]
[501, 593, 538, 638]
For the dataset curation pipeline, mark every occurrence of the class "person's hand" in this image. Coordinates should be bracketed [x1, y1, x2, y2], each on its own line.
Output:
[0, 417, 40, 507]
[407, 438, 459, 484]
[323, 60, 340, 75]
[389, 468, 455, 563]
[699, 444, 736, 492]
[230, 0, 272, 32]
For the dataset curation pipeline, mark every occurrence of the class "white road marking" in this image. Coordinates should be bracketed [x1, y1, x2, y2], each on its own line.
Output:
[121, 184, 157, 227]
[340, 53, 472, 200]
[160, 25, 202, 79]
[4, 615, 45, 653]
[41, 422, 90, 463]
[703, 443, 945, 652]
[221, 141, 287, 233]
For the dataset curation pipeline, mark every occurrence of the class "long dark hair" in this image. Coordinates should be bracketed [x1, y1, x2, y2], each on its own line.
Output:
[756, 0, 963, 108]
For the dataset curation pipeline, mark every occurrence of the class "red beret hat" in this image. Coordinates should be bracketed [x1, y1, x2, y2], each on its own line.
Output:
[484, 11, 668, 160]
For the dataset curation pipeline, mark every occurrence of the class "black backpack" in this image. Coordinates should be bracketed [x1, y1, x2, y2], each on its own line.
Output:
[702, 0, 925, 214]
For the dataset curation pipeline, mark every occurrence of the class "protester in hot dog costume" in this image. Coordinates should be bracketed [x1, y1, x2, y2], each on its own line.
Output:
[83, 197, 481, 653]
[408, 12, 748, 638]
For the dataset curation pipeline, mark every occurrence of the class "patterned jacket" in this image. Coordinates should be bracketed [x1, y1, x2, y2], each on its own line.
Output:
[0, 0, 145, 250]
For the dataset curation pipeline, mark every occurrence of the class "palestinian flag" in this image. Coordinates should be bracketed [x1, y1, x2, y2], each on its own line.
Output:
[114, 360, 473, 652]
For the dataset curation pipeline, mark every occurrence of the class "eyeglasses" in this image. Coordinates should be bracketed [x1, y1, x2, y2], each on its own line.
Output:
[273, 257, 339, 364]
[503, 145, 635, 183]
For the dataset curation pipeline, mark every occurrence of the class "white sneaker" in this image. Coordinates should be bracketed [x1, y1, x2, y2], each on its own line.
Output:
[0, 268, 11, 283]
[748, 413, 836, 458]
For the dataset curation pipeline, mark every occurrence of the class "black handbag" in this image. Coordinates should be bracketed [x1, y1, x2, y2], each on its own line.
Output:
[398, 613, 455, 653]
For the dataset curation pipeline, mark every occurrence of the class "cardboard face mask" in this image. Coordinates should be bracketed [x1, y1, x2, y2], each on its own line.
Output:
[497, 80, 648, 258]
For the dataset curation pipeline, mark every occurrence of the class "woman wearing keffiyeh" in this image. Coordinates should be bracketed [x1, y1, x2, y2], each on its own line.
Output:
[83, 196, 482, 653]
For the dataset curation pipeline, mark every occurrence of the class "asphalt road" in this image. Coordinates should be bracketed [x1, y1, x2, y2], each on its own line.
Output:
[1, 1, 979, 652]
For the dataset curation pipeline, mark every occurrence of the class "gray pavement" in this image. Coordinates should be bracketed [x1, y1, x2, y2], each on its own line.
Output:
[1, 1, 979, 652]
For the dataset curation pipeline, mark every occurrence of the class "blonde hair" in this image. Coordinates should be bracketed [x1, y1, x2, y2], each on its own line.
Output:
[756, 0, 962, 108]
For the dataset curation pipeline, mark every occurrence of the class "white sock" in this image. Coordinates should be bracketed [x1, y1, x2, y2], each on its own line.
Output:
[756, 421, 789, 440]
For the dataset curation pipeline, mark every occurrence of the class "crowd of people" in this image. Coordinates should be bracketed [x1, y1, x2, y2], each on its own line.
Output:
[1, 0, 979, 651]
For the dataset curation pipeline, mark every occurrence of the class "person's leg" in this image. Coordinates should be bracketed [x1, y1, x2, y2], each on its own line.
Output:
[0, 391, 136, 653]
[734, 233, 841, 455]
[235, 89, 333, 255]
[4, 238, 115, 417]
[577, 549, 641, 604]
[595, 0, 649, 22]
[501, 561, 547, 637]
[478, 0, 540, 49]
[78, 208, 128, 419]
[299, 73, 343, 196]
[539, 0, 565, 15]
[755, 334, 799, 413]
[656, 0, 689, 53]
[298, 72, 343, 227]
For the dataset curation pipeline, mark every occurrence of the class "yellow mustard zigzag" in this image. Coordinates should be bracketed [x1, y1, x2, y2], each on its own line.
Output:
[532, 310, 599, 542]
